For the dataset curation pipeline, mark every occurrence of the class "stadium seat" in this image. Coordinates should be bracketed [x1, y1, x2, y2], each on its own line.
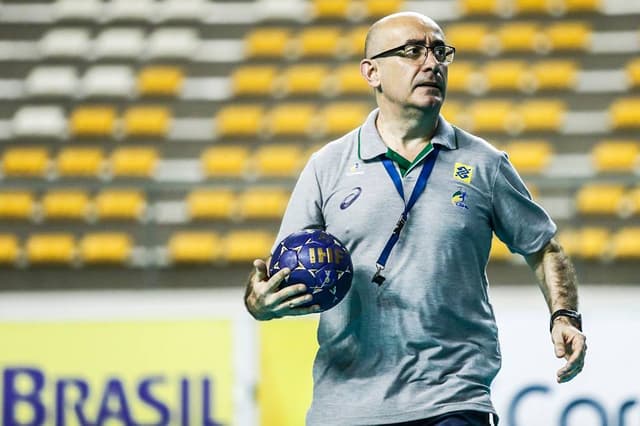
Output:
[578, 227, 610, 260]
[252, 144, 303, 177]
[575, 184, 625, 216]
[444, 23, 490, 53]
[137, 66, 184, 96]
[224, 230, 274, 262]
[556, 228, 580, 257]
[481, 60, 528, 92]
[244, 28, 291, 58]
[109, 147, 158, 178]
[459, 0, 499, 15]
[610, 227, 640, 259]
[187, 189, 236, 220]
[69, 106, 117, 137]
[54, 0, 103, 21]
[591, 140, 639, 173]
[504, 140, 552, 173]
[93, 189, 146, 221]
[0, 234, 20, 264]
[440, 101, 465, 127]
[56, 147, 105, 177]
[93, 28, 146, 59]
[524, 60, 578, 92]
[1, 147, 50, 177]
[25, 66, 79, 97]
[345, 26, 369, 57]
[12, 106, 67, 138]
[513, 0, 548, 14]
[539, 22, 591, 52]
[146, 28, 200, 59]
[447, 61, 475, 93]
[39, 28, 91, 58]
[41, 190, 90, 220]
[627, 59, 640, 87]
[158, 0, 208, 21]
[106, 0, 155, 21]
[231, 65, 278, 96]
[168, 231, 221, 263]
[620, 187, 640, 217]
[364, 0, 403, 17]
[123, 106, 171, 137]
[319, 102, 370, 135]
[201, 146, 249, 178]
[0, 191, 35, 220]
[80, 232, 133, 264]
[82, 66, 135, 98]
[326, 62, 370, 95]
[237, 187, 290, 220]
[276, 64, 329, 96]
[467, 100, 514, 133]
[490, 235, 512, 261]
[610, 98, 640, 129]
[312, 0, 350, 18]
[26, 233, 76, 264]
[266, 103, 316, 136]
[518, 100, 566, 132]
[551, 0, 601, 15]
[493, 23, 539, 52]
[293, 27, 342, 58]
[215, 105, 264, 137]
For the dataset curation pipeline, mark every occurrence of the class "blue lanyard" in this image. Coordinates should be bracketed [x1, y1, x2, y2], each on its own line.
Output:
[372, 145, 440, 285]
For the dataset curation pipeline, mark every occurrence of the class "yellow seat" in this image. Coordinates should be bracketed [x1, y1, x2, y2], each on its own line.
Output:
[556, 229, 580, 257]
[231, 66, 278, 96]
[80, 232, 133, 264]
[253, 144, 302, 178]
[459, 0, 499, 15]
[169, 231, 221, 263]
[267, 103, 316, 136]
[575, 184, 625, 216]
[26, 233, 75, 264]
[578, 227, 610, 260]
[0, 234, 20, 264]
[123, 106, 171, 137]
[2, 147, 50, 177]
[610, 98, 640, 129]
[540, 22, 591, 51]
[468, 100, 514, 133]
[320, 102, 369, 135]
[345, 26, 369, 57]
[277, 64, 329, 96]
[447, 61, 474, 93]
[444, 23, 490, 53]
[518, 100, 566, 132]
[201, 146, 249, 177]
[514, 0, 548, 14]
[592, 140, 639, 172]
[490, 235, 513, 261]
[504, 140, 552, 173]
[364, 0, 403, 16]
[550, 0, 601, 14]
[70, 106, 117, 137]
[237, 187, 290, 220]
[41, 190, 90, 220]
[215, 105, 264, 137]
[327, 63, 370, 95]
[0, 191, 35, 220]
[137, 66, 184, 96]
[482, 60, 528, 92]
[56, 147, 105, 177]
[312, 0, 349, 18]
[295, 27, 342, 58]
[93, 189, 146, 221]
[524, 60, 578, 92]
[440, 101, 465, 126]
[244, 28, 291, 58]
[495, 23, 539, 52]
[620, 187, 640, 217]
[187, 189, 236, 220]
[627, 59, 640, 87]
[224, 230, 274, 262]
[110, 147, 158, 178]
[611, 227, 640, 259]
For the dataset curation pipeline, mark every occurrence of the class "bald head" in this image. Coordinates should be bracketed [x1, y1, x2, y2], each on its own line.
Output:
[364, 12, 444, 58]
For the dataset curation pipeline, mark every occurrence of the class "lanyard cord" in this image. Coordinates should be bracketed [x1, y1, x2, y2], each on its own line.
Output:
[372, 146, 440, 284]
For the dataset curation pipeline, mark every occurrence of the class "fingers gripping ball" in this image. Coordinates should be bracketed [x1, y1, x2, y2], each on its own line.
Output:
[269, 229, 353, 312]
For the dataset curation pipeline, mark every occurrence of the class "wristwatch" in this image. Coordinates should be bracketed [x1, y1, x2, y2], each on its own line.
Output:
[550, 309, 582, 332]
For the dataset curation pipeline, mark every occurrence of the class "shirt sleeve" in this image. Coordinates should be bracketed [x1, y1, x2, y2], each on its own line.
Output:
[490, 152, 557, 256]
[271, 154, 325, 254]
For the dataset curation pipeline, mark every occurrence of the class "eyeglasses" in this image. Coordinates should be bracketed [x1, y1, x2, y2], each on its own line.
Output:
[369, 43, 456, 65]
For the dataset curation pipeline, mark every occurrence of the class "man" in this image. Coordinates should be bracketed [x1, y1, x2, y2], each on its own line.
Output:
[244, 12, 586, 426]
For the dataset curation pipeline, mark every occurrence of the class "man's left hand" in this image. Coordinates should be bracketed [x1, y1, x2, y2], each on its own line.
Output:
[551, 318, 587, 383]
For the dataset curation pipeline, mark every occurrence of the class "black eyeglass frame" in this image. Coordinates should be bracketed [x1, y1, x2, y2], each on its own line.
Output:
[369, 42, 456, 64]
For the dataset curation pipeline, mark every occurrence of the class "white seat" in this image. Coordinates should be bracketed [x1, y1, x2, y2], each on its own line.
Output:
[25, 66, 79, 97]
[82, 65, 135, 97]
[54, 0, 104, 21]
[93, 28, 146, 59]
[106, 0, 157, 21]
[146, 28, 200, 59]
[12, 106, 67, 138]
[39, 28, 92, 58]
[158, 0, 208, 21]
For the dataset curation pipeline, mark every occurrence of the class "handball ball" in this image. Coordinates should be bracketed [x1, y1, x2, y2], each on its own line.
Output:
[269, 229, 353, 312]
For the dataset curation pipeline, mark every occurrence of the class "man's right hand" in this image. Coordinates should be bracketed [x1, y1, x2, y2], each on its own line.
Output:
[244, 258, 320, 320]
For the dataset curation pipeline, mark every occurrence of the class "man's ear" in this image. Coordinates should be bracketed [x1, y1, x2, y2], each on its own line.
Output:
[360, 59, 381, 89]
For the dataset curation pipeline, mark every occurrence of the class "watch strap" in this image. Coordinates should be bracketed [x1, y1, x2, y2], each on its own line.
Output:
[550, 309, 582, 332]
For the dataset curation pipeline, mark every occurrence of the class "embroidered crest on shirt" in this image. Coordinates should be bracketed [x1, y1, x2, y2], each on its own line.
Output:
[346, 161, 364, 176]
[453, 162, 473, 184]
[451, 188, 469, 209]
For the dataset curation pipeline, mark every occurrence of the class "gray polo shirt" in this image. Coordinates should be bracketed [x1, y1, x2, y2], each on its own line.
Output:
[273, 109, 556, 425]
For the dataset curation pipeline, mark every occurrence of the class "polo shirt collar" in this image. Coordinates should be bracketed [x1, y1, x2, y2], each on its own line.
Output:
[358, 108, 458, 161]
